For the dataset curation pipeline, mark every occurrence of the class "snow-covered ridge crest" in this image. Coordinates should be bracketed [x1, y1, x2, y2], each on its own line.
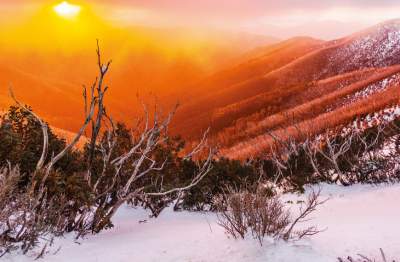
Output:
[326, 19, 400, 75]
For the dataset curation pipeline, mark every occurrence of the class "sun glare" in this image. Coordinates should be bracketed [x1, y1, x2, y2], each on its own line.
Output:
[54, 1, 81, 18]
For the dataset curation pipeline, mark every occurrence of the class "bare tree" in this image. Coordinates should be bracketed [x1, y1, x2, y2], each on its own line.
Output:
[303, 139, 324, 179]
[86, 40, 112, 173]
[83, 104, 215, 232]
[2, 42, 215, 250]
[316, 132, 354, 185]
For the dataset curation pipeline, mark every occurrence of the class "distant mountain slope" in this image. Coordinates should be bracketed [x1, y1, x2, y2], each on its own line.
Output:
[172, 37, 325, 137]
[172, 19, 400, 159]
[221, 68, 400, 159]
[0, 63, 87, 131]
[190, 37, 324, 95]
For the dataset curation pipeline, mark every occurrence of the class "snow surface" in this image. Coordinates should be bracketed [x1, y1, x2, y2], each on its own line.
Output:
[5, 183, 400, 262]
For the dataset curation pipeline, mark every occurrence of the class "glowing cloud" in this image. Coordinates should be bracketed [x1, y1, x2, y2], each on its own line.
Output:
[54, 1, 81, 18]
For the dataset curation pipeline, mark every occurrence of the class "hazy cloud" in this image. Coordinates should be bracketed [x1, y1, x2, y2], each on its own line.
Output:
[1, 0, 400, 39]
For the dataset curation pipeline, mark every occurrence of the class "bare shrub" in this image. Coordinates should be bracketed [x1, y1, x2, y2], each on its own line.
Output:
[216, 190, 250, 239]
[0, 166, 70, 257]
[283, 188, 327, 241]
[338, 248, 396, 262]
[216, 186, 326, 245]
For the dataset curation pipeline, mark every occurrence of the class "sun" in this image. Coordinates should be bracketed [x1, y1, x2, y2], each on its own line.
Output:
[53, 1, 81, 18]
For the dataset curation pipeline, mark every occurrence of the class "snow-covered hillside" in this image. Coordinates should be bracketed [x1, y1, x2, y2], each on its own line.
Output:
[328, 20, 400, 75]
[5, 184, 400, 262]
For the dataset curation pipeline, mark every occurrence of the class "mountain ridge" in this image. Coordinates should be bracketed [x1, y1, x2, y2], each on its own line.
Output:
[171, 19, 400, 158]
